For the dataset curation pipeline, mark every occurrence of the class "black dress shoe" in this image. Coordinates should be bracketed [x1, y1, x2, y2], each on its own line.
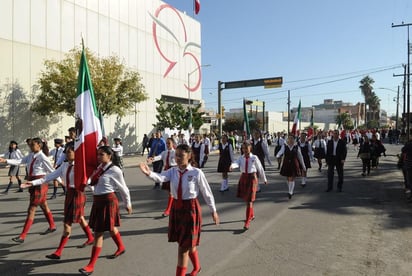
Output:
[337, 189, 342, 193]
[108, 249, 125, 259]
[12, 237, 24, 243]
[46, 253, 61, 260]
[79, 268, 93, 275]
[325, 189, 332, 192]
[288, 193, 292, 199]
[40, 228, 57, 235]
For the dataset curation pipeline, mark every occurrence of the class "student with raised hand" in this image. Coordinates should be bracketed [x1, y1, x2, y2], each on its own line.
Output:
[21, 143, 94, 259]
[140, 144, 219, 276]
[0, 137, 57, 243]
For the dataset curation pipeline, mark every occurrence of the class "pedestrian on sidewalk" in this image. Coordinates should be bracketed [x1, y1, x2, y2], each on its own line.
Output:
[2, 140, 24, 194]
[0, 137, 57, 243]
[141, 134, 150, 156]
[276, 135, 306, 199]
[21, 143, 94, 259]
[79, 146, 132, 276]
[139, 144, 219, 276]
[231, 141, 267, 230]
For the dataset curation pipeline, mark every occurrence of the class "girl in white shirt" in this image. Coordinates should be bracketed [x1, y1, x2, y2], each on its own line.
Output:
[140, 144, 219, 276]
[79, 146, 132, 276]
[231, 141, 267, 230]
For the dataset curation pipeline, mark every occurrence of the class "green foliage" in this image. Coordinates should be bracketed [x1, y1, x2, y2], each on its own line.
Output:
[153, 98, 204, 131]
[223, 117, 243, 132]
[33, 47, 148, 117]
[336, 112, 354, 130]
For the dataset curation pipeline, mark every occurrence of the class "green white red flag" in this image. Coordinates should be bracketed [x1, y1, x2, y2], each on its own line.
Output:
[194, 0, 200, 14]
[75, 48, 102, 191]
[291, 100, 301, 137]
[307, 108, 314, 140]
[243, 98, 251, 140]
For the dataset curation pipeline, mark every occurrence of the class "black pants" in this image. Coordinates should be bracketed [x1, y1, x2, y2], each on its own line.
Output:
[152, 160, 163, 186]
[327, 157, 344, 190]
[362, 158, 370, 174]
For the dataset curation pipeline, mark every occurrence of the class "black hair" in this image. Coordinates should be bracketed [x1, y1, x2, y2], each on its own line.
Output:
[98, 145, 113, 156]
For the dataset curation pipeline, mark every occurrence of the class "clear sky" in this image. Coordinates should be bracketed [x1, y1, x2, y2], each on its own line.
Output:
[165, 0, 412, 116]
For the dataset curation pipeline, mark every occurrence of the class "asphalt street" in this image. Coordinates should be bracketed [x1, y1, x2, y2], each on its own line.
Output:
[1, 142, 412, 276]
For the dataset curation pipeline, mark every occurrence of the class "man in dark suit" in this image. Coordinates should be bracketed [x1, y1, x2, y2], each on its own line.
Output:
[326, 130, 347, 192]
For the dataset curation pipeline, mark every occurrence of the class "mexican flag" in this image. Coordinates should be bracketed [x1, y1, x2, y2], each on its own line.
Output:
[243, 98, 251, 140]
[291, 100, 301, 137]
[74, 48, 103, 191]
[194, 0, 200, 14]
[307, 108, 314, 140]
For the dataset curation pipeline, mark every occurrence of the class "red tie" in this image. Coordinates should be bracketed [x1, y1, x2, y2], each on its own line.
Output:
[66, 164, 73, 187]
[29, 157, 37, 177]
[176, 169, 188, 208]
[90, 166, 104, 186]
[165, 151, 170, 170]
[245, 156, 249, 173]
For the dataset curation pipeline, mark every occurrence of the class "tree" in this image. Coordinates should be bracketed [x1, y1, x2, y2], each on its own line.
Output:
[336, 112, 354, 130]
[153, 98, 204, 131]
[223, 117, 243, 133]
[359, 76, 375, 124]
[33, 47, 148, 117]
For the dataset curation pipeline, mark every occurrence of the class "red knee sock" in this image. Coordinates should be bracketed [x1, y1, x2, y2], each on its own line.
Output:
[44, 211, 56, 229]
[189, 250, 201, 275]
[176, 266, 187, 276]
[245, 205, 251, 222]
[20, 218, 34, 239]
[82, 246, 102, 272]
[111, 232, 125, 255]
[250, 206, 254, 219]
[81, 224, 94, 242]
[164, 195, 174, 215]
[54, 236, 69, 256]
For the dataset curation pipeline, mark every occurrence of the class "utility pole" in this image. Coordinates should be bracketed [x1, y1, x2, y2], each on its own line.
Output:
[392, 22, 411, 141]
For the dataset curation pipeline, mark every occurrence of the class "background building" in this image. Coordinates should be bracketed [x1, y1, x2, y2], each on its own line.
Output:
[0, 0, 201, 153]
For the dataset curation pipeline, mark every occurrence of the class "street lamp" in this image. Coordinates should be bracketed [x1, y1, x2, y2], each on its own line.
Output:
[187, 64, 211, 133]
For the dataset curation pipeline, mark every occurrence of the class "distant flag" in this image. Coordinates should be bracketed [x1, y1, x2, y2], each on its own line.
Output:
[243, 99, 251, 140]
[291, 100, 301, 137]
[307, 108, 314, 140]
[194, 0, 200, 14]
[75, 45, 103, 191]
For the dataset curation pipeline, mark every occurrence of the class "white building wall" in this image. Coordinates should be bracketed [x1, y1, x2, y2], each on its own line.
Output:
[0, 0, 202, 152]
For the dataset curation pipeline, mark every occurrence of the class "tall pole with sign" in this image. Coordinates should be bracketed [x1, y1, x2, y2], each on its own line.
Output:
[217, 77, 282, 138]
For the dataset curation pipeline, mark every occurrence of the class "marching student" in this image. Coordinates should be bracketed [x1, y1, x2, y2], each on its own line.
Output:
[148, 137, 177, 217]
[313, 132, 327, 172]
[0, 137, 57, 243]
[139, 144, 219, 276]
[297, 132, 313, 187]
[191, 134, 205, 168]
[111, 137, 124, 170]
[21, 143, 94, 259]
[2, 140, 24, 194]
[217, 134, 235, 192]
[276, 135, 306, 199]
[79, 146, 132, 276]
[231, 141, 267, 230]
[49, 138, 66, 199]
